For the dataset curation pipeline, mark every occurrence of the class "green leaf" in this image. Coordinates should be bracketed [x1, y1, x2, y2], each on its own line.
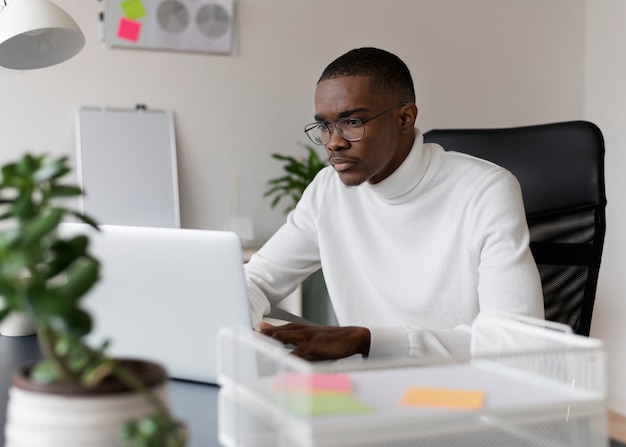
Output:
[46, 236, 90, 279]
[33, 157, 70, 183]
[30, 361, 63, 384]
[17, 154, 40, 177]
[1, 163, 18, 185]
[69, 211, 100, 230]
[48, 185, 82, 199]
[138, 415, 161, 437]
[265, 145, 328, 214]
[49, 307, 92, 337]
[58, 258, 100, 302]
[120, 421, 139, 441]
[13, 191, 35, 219]
[23, 208, 63, 245]
[0, 210, 15, 221]
[28, 288, 73, 319]
[0, 286, 15, 303]
[270, 153, 296, 162]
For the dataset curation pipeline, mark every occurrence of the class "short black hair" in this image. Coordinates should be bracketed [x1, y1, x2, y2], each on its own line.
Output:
[318, 47, 415, 103]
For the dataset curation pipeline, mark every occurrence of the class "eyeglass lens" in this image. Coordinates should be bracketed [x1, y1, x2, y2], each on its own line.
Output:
[304, 103, 406, 145]
[306, 119, 364, 145]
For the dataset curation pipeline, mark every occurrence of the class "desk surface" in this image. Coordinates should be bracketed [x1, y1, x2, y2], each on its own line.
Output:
[0, 335, 220, 447]
[1, 334, 624, 447]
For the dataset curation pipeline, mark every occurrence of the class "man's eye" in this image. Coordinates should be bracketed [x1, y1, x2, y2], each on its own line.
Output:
[343, 118, 362, 128]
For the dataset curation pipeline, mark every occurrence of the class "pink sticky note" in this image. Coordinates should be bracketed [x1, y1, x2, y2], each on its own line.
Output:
[273, 372, 351, 394]
[117, 17, 142, 42]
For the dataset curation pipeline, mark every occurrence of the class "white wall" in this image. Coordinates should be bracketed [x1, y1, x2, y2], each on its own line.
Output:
[0, 0, 584, 243]
[585, 0, 626, 416]
[7, 0, 626, 414]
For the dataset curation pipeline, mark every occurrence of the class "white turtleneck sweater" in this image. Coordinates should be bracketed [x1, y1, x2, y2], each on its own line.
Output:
[245, 131, 544, 361]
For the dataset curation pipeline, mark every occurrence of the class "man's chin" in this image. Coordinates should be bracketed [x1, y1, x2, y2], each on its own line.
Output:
[336, 171, 366, 188]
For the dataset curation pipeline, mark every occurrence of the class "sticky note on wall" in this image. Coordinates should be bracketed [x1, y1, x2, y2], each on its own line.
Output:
[117, 17, 142, 42]
[121, 0, 147, 20]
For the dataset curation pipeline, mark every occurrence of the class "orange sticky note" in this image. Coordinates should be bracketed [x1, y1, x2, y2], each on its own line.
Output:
[400, 387, 485, 410]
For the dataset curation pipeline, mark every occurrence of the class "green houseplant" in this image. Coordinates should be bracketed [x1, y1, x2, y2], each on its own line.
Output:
[264, 144, 334, 325]
[264, 144, 327, 214]
[0, 153, 186, 447]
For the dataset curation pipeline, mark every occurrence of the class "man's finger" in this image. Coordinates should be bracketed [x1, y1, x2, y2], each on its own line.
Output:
[258, 321, 275, 331]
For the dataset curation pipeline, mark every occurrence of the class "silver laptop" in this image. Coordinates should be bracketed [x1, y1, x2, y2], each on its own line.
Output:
[58, 223, 252, 384]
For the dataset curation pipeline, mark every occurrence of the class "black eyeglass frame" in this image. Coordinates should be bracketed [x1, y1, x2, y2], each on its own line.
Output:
[304, 102, 407, 146]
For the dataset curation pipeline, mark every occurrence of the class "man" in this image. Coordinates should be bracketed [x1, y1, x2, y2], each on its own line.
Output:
[245, 47, 544, 362]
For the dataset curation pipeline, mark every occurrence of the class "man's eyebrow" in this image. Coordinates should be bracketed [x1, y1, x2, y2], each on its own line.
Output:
[314, 107, 370, 122]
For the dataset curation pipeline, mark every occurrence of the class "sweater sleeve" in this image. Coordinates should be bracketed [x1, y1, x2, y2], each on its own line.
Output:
[368, 325, 472, 362]
[470, 168, 544, 320]
[368, 167, 543, 362]
[245, 178, 324, 327]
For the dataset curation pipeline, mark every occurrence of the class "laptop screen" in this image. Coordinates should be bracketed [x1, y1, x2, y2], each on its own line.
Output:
[59, 223, 252, 384]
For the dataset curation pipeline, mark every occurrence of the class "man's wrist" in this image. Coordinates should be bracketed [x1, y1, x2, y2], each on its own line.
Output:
[353, 326, 371, 357]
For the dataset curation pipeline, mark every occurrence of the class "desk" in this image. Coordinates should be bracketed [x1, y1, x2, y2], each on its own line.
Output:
[1, 334, 624, 447]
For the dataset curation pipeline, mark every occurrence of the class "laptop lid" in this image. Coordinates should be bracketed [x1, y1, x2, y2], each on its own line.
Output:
[58, 223, 252, 384]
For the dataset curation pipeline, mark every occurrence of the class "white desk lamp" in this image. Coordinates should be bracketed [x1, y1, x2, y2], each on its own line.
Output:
[0, 0, 85, 70]
[0, 0, 84, 336]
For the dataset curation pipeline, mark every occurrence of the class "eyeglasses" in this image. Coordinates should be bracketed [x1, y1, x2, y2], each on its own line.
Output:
[304, 103, 406, 146]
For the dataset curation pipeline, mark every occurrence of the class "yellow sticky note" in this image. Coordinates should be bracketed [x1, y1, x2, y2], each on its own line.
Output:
[400, 387, 485, 410]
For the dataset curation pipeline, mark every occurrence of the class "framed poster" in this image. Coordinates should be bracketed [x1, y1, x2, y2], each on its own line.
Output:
[103, 0, 235, 54]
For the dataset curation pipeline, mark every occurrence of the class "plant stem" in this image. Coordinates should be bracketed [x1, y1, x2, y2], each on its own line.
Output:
[37, 325, 78, 382]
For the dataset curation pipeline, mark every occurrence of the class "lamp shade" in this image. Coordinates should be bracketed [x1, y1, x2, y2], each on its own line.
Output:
[0, 0, 85, 69]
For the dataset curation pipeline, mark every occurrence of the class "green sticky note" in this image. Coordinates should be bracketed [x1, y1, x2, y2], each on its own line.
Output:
[282, 392, 373, 417]
[121, 0, 147, 20]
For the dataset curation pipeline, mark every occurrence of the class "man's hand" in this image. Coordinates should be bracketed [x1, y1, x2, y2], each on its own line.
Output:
[258, 322, 371, 361]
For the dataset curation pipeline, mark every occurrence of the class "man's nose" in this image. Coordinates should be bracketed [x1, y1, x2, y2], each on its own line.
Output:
[326, 126, 348, 151]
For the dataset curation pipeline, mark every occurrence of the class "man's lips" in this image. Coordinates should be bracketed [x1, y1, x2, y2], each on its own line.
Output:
[329, 157, 358, 172]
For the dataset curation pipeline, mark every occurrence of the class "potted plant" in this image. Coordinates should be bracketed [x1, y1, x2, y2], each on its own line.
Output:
[0, 153, 187, 447]
[263, 144, 334, 325]
[263, 144, 327, 214]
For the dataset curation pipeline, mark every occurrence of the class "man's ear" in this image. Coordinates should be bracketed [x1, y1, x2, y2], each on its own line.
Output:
[399, 103, 418, 133]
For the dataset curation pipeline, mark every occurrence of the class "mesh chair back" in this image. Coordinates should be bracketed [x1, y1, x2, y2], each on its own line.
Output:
[424, 121, 606, 335]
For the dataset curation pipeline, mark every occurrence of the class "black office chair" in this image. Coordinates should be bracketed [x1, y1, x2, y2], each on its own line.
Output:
[424, 121, 607, 336]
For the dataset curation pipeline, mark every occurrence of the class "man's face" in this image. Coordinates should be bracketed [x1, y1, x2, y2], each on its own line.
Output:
[314, 76, 410, 186]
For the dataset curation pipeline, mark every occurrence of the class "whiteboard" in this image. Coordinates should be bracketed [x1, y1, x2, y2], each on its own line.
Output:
[75, 107, 180, 228]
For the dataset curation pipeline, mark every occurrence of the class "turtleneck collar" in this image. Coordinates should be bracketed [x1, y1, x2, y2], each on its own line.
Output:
[365, 129, 442, 204]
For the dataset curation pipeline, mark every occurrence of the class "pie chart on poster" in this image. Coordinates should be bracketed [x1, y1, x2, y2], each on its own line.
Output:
[157, 0, 190, 34]
[196, 4, 232, 39]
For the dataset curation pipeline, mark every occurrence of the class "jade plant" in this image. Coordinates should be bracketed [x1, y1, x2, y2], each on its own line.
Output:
[0, 153, 186, 447]
[264, 144, 327, 214]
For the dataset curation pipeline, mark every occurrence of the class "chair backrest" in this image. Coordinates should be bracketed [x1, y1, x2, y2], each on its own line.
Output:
[424, 121, 607, 336]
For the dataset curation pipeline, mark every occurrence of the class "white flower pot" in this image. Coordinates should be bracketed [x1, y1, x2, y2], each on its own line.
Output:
[4, 360, 171, 447]
[0, 311, 37, 337]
